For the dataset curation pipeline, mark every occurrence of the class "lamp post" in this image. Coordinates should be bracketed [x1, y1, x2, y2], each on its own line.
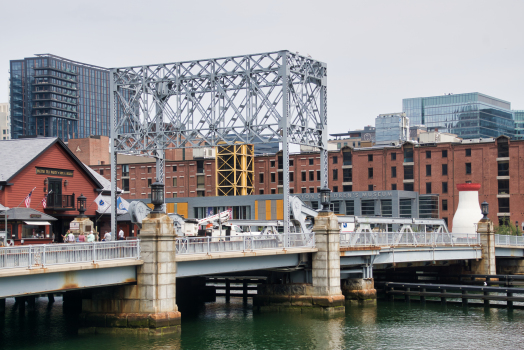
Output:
[151, 182, 165, 213]
[481, 201, 489, 221]
[320, 187, 331, 212]
[77, 194, 87, 218]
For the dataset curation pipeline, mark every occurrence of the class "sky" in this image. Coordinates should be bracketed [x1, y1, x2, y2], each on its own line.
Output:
[1, 0, 523, 134]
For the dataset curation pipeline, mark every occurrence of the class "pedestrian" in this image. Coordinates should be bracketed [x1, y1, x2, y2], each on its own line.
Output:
[78, 232, 86, 242]
[104, 231, 111, 241]
[62, 231, 68, 243]
[67, 230, 75, 243]
[118, 227, 125, 240]
[87, 231, 95, 242]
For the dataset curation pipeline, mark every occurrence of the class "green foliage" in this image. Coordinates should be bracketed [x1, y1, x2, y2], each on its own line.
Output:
[494, 220, 520, 236]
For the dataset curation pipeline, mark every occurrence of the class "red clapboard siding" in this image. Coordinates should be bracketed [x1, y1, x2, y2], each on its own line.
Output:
[3, 143, 101, 215]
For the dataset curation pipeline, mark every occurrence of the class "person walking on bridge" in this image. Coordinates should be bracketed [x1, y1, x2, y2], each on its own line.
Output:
[67, 231, 75, 243]
[87, 231, 95, 242]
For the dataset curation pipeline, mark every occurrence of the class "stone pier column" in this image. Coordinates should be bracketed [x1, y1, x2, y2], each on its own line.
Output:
[254, 211, 345, 313]
[80, 213, 180, 335]
[342, 278, 377, 305]
[471, 219, 496, 276]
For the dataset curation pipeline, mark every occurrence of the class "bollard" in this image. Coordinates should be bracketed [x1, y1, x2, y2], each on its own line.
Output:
[420, 288, 426, 304]
[507, 292, 513, 308]
[389, 286, 395, 301]
[484, 291, 489, 307]
[243, 280, 248, 302]
[441, 289, 447, 305]
[48, 293, 55, 303]
[405, 287, 410, 303]
[462, 290, 468, 307]
[225, 279, 231, 303]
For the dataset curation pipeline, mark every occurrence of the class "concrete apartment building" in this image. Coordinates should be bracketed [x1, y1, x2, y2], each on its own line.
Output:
[0, 103, 10, 140]
[74, 135, 523, 231]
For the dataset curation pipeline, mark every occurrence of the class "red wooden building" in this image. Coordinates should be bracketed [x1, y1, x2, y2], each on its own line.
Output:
[0, 137, 105, 245]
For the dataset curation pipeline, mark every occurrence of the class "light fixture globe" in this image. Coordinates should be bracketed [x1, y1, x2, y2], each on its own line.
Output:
[481, 201, 489, 220]
[151, 182, 165, 213]
[320, 187, 331, 212]
[77, 193, 87, 217]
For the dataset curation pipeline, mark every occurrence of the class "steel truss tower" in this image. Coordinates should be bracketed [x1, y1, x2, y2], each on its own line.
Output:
[216, 143, 255, 196]
[110, 50, 328, 238]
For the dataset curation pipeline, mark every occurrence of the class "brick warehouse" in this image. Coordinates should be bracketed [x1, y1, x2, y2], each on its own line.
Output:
[79, 135, 523, 231]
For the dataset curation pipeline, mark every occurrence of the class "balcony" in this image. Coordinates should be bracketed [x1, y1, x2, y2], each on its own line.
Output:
[46, 194, 75, 210]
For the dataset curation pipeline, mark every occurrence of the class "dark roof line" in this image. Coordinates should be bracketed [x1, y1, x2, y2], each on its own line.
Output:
[34, 54, 109, 71]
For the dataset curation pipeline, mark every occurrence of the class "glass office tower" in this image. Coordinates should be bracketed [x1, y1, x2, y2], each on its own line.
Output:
[514, 110, 524, 140]
[402, 92, 515, 139]
[9, 54, 110, 141]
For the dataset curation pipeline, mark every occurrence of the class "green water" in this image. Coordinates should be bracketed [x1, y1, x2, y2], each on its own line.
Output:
[2, 297, 523, 350]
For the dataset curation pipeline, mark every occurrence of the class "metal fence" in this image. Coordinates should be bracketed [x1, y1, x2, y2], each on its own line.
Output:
[340, 232, 480, 247]
[0, 240, 140, 270]
[495, 234, 524, 247]
[176, 233, 315, 255]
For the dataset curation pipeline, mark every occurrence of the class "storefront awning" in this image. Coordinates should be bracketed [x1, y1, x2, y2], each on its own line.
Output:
[24, 221, 51, 226]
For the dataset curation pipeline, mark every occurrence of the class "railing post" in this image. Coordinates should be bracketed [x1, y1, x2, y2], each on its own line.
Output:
[207, 237, 210, 254]
[137, 239, 141, 259]
[93, 242, 96, 263]
[243, 235, 246, 252]
[28, 246, 33, 269]
[42, 245, 46, 268]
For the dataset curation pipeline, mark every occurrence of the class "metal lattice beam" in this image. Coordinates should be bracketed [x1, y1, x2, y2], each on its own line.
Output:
[110, 50, 328, 237]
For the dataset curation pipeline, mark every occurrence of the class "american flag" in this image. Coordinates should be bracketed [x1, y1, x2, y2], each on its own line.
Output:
[41, 190, 52, 209]
[24, 188, 36, 208]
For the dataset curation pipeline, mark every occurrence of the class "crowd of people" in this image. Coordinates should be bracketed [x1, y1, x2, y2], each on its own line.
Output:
[61, 228, 126, 243]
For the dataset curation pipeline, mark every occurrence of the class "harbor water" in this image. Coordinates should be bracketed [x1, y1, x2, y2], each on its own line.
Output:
[1, 296, 523, 350]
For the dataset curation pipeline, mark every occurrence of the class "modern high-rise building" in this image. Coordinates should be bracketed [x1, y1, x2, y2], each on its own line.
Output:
[375, 112, 409, 145]
[402, 92, 515, 139]
[9, 54, 110, 141]
[0, 102, 10, 140]
[514, 110, 524, 140]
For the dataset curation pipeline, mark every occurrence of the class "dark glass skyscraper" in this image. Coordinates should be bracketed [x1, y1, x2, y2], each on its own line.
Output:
[9, 54, 110, 141]
[514, 110, 524, 140]
[402, 92, 515, 139]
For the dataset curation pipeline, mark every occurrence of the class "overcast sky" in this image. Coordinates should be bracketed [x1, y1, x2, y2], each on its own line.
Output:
[2, 0, 523, 134]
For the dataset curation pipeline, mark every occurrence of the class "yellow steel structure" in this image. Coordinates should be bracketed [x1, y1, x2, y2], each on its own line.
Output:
[216, 144, 254, 196]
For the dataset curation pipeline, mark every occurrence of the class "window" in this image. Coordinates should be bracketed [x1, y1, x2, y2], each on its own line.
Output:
[442, 150, 448, 158]
[368, 168, 373, 179]
[442, 182, 448, 193]
[270, 160, 275, 167]
[173, 193, 177, 198]
[343, 168, 352, 182]
[404, 165, 414, 180]
[498, 198, 510, 213]
[122, 179, 129, 192]
[404, 183, 414, 191]
[122, 164, 129, 177]
[333, 169, 338, 181]
[343, 185, 352, 192]
[278, 156, 283, 170]
[442, 164, 448, 176]
[172, 177, 177, 187]
[333, 156, 338, 164]
[197, 175, 205, 187]
[301, 171, 306, 181]
[368, 154, 373, 162]
[426, 182, 432, 193]
[147, 179, 152, 187]
[399, 198, 412, 217]
[404, 148, 413, 162]
[197, 190, 205, 197]
[317, 171, 321, 181]
[271, 189, 276, 194]
[147, 167, 152, 173]
[309, 171, 314, 181]
[301, 188, 307, 193]
[391, 184, 397, 190]
[333, 186, 338, 192]
[330, 201, 341, 214]
[426, 164, 431, 176]
[309, 158, 314, 165]
[442, 199, 448, 211]
[259, 189, 264, 195]
[426, 151, 431, 159]
[278, 172, 283, 185]
[465, 148, 471, 157]
[498, 141, 509, 157]
[391, 166, 397, 178]
[346, 200, 354, 215]
[466, 163, 472, 175]
[361, 200, 375, 216]
[99, 169, 104, 176]
[259, 173, 264, 183]
[498, 179, 509, 194]
[290, 172, 294, 182]
[368, 184, 373, 191]
[498, 162, 509, 176]
[343, 152, 352, 165]
[271, 173, 276, 183]
[290, 188, 294, 194]
[197, 160, 204, 173]
[289, 159, 294, 166]
[391, 153, 397, 161]
[309, 187, 314, 193]
[172, 165, 177, 172]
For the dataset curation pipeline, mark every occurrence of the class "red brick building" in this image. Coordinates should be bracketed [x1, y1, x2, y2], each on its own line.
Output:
[81, 135, 523, 231]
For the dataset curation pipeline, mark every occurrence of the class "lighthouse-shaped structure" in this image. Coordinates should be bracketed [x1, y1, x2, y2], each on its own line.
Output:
[452, 183, 483, 234]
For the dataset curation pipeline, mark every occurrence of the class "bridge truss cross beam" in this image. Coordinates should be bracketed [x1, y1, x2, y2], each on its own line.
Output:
[110, 50, 328, 237]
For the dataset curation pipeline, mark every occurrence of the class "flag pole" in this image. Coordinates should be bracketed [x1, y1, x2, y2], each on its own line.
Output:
[17, 187, 37, 208]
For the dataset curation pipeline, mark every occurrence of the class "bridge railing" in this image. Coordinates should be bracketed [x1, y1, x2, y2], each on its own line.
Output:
[0, 240, 140, 270]
[340, 232, 480, 247]
[495, 234, 524, 247]
[175, 233, 315, 255]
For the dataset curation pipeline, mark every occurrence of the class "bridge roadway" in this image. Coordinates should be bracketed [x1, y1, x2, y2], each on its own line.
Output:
[0, 232, 523, 298]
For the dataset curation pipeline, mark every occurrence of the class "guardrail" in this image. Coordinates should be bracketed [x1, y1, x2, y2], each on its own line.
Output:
[495, 234, 524, 247]
[340, 232, 480, 247]
[0, 240, 140, 270]
[176, 233, 315, 255]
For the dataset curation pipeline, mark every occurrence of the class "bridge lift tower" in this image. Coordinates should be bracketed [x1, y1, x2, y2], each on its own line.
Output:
[109, 50, 328, 237]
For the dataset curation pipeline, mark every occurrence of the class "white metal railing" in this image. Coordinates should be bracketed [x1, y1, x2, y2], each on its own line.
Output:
[0, 240, 140, 270]
[340, 232, 480, 248]
[495, 234, 524, 247]
[176, 233, 315, 255]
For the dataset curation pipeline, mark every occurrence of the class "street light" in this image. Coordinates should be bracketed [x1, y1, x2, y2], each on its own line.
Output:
[151, 182, 165, 213]
[77, 194, 87, 217]
[481, 201, 489, 220]
[320, 187, 331, 212]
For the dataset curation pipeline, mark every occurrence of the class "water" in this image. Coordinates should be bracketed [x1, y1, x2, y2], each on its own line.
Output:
[2, 297, 523, 350]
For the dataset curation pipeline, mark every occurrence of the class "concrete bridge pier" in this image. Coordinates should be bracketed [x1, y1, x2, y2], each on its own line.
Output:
[254, 211, 345, 313]
[0, 298, 5, 314]
[80, 213, 181, 335]
[342, 278, 377, 305]
[471, 219, 496, 276]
